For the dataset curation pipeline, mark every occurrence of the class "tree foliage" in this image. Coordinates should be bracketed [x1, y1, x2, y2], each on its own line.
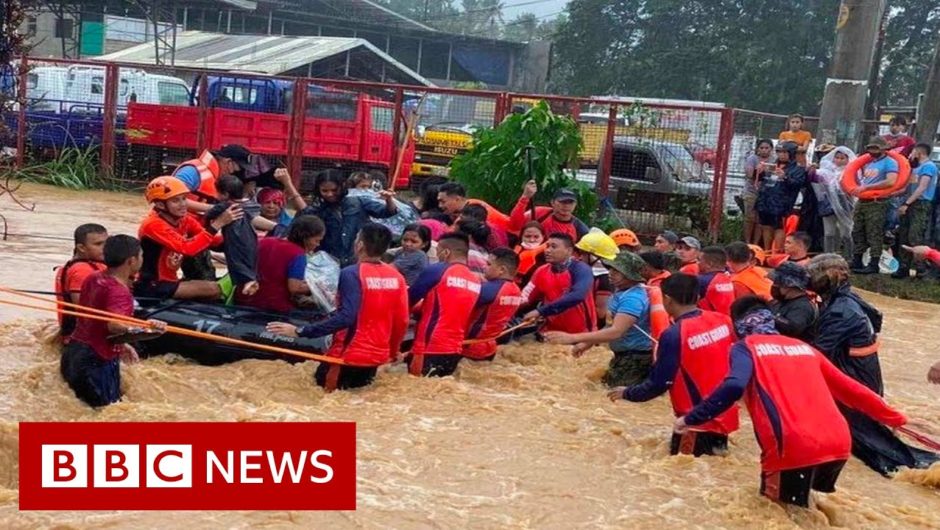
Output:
[450, 101, 597, 219]
[1, 0, 29, 143]
[376, 0, 556, 42]
[876, 1, 940, 107]
[552, 0, 841, 114]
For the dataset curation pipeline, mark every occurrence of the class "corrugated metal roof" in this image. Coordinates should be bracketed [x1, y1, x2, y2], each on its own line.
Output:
[97, 31, 433, 86]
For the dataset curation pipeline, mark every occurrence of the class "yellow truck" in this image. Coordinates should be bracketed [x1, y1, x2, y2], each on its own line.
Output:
[411, 123, 475, 182]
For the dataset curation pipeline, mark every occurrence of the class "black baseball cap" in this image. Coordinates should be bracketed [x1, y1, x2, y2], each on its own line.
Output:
[553, 188, 578, 202]
[213, 144, 252, 169]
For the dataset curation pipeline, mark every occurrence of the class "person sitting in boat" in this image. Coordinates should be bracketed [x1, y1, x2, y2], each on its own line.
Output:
[54, 223, 108, 341]
[135, 177, 239, 301]
[608, 273, 738, 457]
[258, 187, 294, 227]
[807, 253, 939, 475]
[267, 223, 408, 392]
[205, 175, 260, 304]
[407, 233, 482, 377]
[296, 169, 398, 266]
[675, 296, 907, 508]
[61, 235, 165, 407]
[246, 215, 325, 314]
[463, 248, 524, 362]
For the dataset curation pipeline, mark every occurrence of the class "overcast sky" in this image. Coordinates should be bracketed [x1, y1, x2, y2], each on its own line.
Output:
[502, 0, 569, 21]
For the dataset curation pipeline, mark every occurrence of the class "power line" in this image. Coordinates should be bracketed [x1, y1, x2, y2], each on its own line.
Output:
[422, 0, 561, 22]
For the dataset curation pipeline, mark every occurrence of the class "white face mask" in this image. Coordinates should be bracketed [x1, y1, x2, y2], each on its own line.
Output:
[521, 242, 542, 250]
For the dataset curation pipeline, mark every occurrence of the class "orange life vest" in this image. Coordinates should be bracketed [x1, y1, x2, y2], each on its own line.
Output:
[731, 265, 773, 301]
[514, 244, 546, 284]
[644, 284, 670, 361]
[173, 149, 221, 205]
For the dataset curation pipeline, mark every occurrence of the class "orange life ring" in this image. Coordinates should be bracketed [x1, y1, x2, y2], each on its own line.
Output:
[840, 151, 911, 200]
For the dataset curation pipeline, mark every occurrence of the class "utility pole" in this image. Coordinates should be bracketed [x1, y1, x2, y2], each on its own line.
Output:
[818, 0, 888, 150]
[915, 35, 940, 144]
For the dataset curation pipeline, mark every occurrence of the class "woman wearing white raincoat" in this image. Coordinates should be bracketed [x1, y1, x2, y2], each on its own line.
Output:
[813, 146, 857, 257]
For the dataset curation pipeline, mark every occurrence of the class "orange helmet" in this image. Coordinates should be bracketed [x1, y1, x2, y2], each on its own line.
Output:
[610, 228, 640, 248]
[747, 244, 767, 265]
[145, 176, 190, 203]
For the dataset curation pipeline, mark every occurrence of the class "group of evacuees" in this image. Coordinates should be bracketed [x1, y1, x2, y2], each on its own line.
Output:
[743, 115, 939, 280]
[53, 142, 939, 510]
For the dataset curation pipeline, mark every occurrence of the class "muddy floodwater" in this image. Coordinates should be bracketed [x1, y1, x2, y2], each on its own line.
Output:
[1, 183, 939, 529]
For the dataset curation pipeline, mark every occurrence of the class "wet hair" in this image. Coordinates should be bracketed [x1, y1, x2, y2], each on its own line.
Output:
[914, 142, 932, 156]
[731, 295, 771, 322]
[457, 219, 491, 247]
[460, 203, 488, 223]
[358, 223, 392, 258]
[313, 169, 348, 202]
[346, 171, 372, 189]
[521, 221, 546, 238]
[726, 241, 752, 264]
[889, 116, 907, 127]
[661, 273, 699, 305]
[639, 250, 665, 271]
[402, 223, 432, 252]
[755, 138, 773, 150]
[787, 113, 804, 122]
[216, 174, 245, 200]
[788, 231, 811, 250]
[547, 232, 574, 249]
[74, 223, 107, 246]
[417, 176, 448, 213]
[287, 215, 326, 246]
[438, 232, 469, 257]
[490, 247, 520, 275]
[701, 246, 728, 270]
[103, 234, 141, 268]
[438, 182, 466, 199]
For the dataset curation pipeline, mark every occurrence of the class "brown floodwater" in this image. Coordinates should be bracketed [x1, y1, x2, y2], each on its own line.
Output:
[1, 183, 939, 529]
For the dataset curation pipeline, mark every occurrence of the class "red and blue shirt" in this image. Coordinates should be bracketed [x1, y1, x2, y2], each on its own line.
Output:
[409, 262, 481, 355]
[463, 279, 523, 359]
[521, 259, 597, 334]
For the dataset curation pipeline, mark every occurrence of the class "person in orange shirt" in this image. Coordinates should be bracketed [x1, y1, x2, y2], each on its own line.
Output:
[676, 236, 702, 275]
[727, 242, 773, 301]
[54, 224, 109, 340]
[778, 113, 813, 162]
[638, 251, 671, 287]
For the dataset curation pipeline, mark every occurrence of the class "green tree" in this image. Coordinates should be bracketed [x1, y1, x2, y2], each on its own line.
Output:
[552, 0, 840, 114]
[450, 101, 597, 220]
[876, 1, 940, 107]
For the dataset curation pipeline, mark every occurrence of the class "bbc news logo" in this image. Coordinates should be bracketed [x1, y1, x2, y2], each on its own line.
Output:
[20, 422, 355, 510]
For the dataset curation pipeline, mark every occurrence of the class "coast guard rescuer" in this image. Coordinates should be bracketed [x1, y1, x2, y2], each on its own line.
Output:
[408, 233, 482, 377]
[136, 177, 238, 300]
[463, 248, 524, 362]
[267, 223, 409, 391]
[696, 246, 735, 315]
[608, 273, 738, 456]
[675, 296, 908, 507]
[521, 233, 597, 334]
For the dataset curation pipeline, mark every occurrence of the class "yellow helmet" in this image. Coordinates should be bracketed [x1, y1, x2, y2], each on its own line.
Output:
[576, 228, 619, 261]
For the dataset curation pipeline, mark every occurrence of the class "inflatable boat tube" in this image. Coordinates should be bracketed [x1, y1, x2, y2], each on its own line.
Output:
[840, 151, 911, 200]
[134, 300, 329, 366]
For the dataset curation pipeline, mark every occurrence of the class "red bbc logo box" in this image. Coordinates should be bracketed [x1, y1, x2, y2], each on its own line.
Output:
[18, 422, 356, 511]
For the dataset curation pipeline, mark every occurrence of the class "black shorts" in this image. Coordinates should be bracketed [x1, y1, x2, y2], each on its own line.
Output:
[406, 353, 462, 377]
[134, 279, 180, 300]
[314, 363, 377, 391]
[670, 431, 729, 457]
[760, 460, 847, 507]
[758, 211, 785, 229]
[60, 341, 121, 407]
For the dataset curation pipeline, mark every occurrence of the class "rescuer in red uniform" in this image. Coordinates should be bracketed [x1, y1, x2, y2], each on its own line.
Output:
[608, 273, 738, 456]
[267, 223, 409, 391]
[696, 246, 735, 315]
[408, 233, 482, 377]
[521, 233, 597, 334]
[675, 296, 908, 507]
[463, 248, 523, 362]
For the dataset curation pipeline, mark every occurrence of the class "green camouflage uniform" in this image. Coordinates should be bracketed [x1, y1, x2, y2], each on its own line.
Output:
[897, 200, 931, 272]
[852, 200, 887, 262]
[603, 352, 653, 387]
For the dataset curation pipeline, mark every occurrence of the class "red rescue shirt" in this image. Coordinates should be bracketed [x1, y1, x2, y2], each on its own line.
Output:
[138, 212, 222, 283]
[409, 262, 481, 355]
[463, 279, 523, 359]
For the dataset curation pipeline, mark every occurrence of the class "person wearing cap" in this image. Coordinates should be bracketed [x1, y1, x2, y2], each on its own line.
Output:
[610, 228, 641, 253]
[544, 252, 657, 388]
[849, 136, 899, 275]
[608, 273, 738, 457]
[510, 180, 589, 243]
[654, 230, 681, 271]
[769, 262, 817, 343]
[638, 251, 670, 287]
[755, 141, 807, 253]
[726, 241, 773, 301]
[575, 228, 619, 329]
[676, 236, 701, 275]
[136, 176, 238, 301]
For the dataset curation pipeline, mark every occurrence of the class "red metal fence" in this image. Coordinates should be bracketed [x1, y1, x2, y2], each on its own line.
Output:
[2, 56, 742, 240]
